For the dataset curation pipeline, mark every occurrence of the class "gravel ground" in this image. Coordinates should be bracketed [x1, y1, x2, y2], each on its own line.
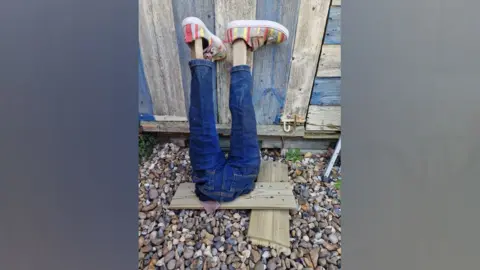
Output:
[138, 143, 342, 270]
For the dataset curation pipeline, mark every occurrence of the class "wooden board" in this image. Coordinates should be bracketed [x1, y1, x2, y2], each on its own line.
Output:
[306, 105, 341, 132]
[332, 0, 341, 6]
[252, 0, 300, 124]
[316, 44, 341, 77]
[283, 0, 331, 122]
[324, 6, 341, 45]
[140, 122, 306, 137]
[172, 0, 216, 116]
[168, 182, 296, 210]
[248, 161, 291, 249]
[138, 49, 154, 115]
[310, 77, 341, 105]
[215, 0, 256, 124]
[139, 0, 186, 117]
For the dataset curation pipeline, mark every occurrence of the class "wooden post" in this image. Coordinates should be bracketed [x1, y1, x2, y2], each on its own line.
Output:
[232, 40, 247, 66]
[190, 39, 203, 59]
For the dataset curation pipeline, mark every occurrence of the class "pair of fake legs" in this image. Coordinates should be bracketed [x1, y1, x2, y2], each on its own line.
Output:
[184, 18, 289, 212]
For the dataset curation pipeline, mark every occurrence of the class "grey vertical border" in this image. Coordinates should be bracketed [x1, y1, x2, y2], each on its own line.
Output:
[0, 0, 138, 269]
[343, 0, 480, 269]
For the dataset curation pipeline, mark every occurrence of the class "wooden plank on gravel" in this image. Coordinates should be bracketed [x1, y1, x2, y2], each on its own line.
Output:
[168, 181, 296, 210]
[248, 161, 291, 249]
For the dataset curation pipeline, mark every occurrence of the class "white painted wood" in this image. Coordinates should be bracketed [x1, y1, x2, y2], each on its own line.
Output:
[283, 0, 331, 122]
[215, 0, 256, 124]
[306, 105, 341, 132]
[153, 115, 188, 122]
[332, 0, 341, 6]
[139, 0, 186, 117]
[316, 44, 341, 77]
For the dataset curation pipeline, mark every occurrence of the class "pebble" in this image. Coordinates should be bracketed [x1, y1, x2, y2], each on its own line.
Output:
[329, 234, 339, 244]
[167, 259, 176, 269]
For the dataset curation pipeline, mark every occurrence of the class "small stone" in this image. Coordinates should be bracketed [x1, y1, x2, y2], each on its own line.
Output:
[139, 212, 147, 219]
[303, 235, 310, 242]
[219, 252, 227, 262]
[262, 250, 271, 259]
[149, 189, 159, 200]
[252, 249, 261, 263]
[319, 258, 327, 266]
[254, 261, 264, 270]
[319, 249, 330, 258]
[304, 152, 313, 158]
[155, 257, 165, 266]
[267, 258, 277, 270]
[164, 250, 175, 262]
[233, 231, 240, 237]
[322, 242, 338, 251]
[309, 248, 319, 267]
[328, 234, 339, 244]
[167, 259, 176, 270]
[303, 256, 314, 268]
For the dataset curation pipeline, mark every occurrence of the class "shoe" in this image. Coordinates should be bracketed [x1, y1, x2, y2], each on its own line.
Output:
[226, 20, 289, 51]
[182, 17, 227, 61]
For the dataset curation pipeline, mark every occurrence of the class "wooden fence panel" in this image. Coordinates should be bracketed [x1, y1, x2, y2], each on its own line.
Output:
[252, 0, 300, 125]
[139, 0, 186, 117]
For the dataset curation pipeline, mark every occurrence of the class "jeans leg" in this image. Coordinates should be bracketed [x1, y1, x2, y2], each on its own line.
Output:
[188, 60, 226, 176]
[227, 65, 261, 172]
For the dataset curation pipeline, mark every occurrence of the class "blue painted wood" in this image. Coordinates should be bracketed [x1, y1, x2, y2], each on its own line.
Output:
[310, 77, 341, 105]
[252, 0, 300, 124]
[138, 49, 154, 115]
[324, 6, 341, 45]
[172, 0, 217, 120]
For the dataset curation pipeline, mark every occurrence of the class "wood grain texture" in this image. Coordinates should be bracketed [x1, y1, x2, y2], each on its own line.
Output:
[324, 6, 341, 44]
[172, 0, 216, 116]
[310, 77, 341, 105]
[140, 122, 306, 137]
[168, 181, 296, 210]
[138, 50, 154, 115]
[139, 0, 186, 116]
[248, 161, 291, 249]
[332, 0, 341, 6]
[316, 44, 341, 77]
[283, 0, 331, 122]
[252, 0, 300, 124]
[215, 0, 256, 124]
[306, 105, 341, 132]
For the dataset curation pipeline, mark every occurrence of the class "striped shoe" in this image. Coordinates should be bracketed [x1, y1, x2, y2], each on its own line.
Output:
[226, 20, 289, 51]
[182, 17, 227, 61]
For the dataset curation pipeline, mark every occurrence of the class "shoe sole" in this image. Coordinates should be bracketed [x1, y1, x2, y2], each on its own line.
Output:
[227, 20, 289, 39]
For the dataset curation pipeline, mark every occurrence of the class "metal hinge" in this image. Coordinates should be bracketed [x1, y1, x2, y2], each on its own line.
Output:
[280, 114, 306, 133]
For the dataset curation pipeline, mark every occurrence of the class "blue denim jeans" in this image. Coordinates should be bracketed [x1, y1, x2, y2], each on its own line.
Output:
[188, 59, 261, 202]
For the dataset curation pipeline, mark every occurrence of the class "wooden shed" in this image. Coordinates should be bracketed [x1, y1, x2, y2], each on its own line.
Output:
[139, 0, 341, 149]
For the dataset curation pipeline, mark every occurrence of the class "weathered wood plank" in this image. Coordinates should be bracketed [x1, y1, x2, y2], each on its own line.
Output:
[248, 161, 291, 249]
[261, 138, 333, 150]
[324, 6, 341, 45]
[306, 105, 341, 132]
[140, 121, 306, 137]
[138, 50, 154, 115]
[283, 0, 331, 122]
[310, 77, 341, 105]
[215, 0, 256, 124]
[252, 0, 300, 124]
[139, 0, 186, 116]
[332, 0, 341, 6]
[172, 0, 216, 117]
[316, 44, 341, 77]
[168, 182, 296, 210]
